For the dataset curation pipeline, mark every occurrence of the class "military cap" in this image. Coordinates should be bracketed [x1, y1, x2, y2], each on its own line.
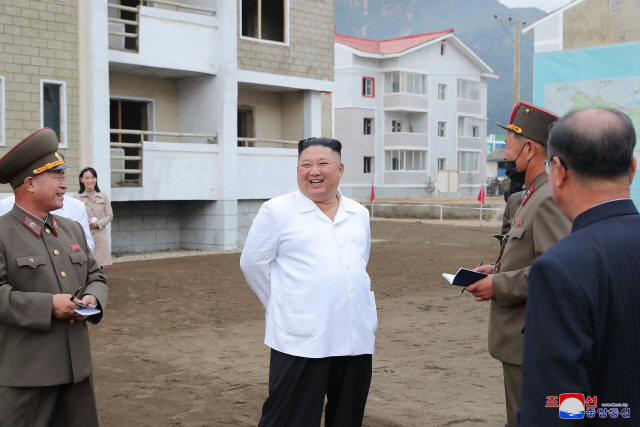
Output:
[497, 102, 559, 146]
[0, 128, 69, 189]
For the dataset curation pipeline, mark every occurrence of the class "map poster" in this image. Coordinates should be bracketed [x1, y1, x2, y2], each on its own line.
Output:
[534, 41, 640, 208]
[544, 77, 640, 207]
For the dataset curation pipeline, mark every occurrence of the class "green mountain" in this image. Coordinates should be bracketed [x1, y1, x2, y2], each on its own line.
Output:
[335, 0, 546, 135]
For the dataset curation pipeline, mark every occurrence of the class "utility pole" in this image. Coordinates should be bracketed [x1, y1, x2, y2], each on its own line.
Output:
[495, 16, 523, 107]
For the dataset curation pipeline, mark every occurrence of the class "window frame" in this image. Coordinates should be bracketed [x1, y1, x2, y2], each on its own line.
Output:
[364, 156, 373, 174]
[384, 149, 428, 171]
[437, 157, 447, 170]
[458, 151, 480, 172]
[40, 79, 67, 148]
[362, 77, 375, 98]
[437, 121, 447, 138]
[437, 84, 447, 101]
[440, 41, 446, 56]
[240, 0, 290, 46]
[472, 126, 479, 138]
[363, 118, 373, 135]
[457, 79, 480, 101]
[392, 120, 403, 133]
[0, 76, 5, 147]
[384, 72, 426, 95]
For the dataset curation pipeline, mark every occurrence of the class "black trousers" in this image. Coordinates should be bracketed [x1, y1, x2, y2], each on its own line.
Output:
[258, 349, 373, 427]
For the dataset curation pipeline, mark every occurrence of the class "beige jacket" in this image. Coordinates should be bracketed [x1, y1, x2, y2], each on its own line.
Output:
[0, 205, 107, 386]
[73, 191, 113, 266]
[489, 173, 571, 365]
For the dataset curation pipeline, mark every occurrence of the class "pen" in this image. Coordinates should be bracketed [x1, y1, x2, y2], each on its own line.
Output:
[459, 262, 483, 296]
[69, 286, 83, 302]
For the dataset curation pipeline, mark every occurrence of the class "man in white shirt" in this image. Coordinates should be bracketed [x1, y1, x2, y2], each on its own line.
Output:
[240, 137, 377, 427]
[0, 194, 95, 253]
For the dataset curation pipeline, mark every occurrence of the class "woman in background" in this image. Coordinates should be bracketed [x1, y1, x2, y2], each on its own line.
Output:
[74, 167, 113, 267]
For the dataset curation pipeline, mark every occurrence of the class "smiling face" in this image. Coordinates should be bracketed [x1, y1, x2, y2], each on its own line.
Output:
[80, 169, 97, 192]
[297, 145, 344, 203]
[33, 170, 67, 212]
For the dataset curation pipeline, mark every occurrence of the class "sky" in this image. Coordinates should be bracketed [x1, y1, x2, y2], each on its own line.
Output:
[498, 0, 574, 13]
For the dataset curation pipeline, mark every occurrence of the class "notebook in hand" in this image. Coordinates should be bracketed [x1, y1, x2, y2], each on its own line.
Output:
[442, 268, 488, 287]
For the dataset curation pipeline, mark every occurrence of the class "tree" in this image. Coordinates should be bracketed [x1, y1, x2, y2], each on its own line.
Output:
[424, 176, 436, 196]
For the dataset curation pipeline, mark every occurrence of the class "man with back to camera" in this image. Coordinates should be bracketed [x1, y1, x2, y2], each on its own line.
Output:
[518, 108, 640, 425]
[240, 137, 377, 427]
[0, 128, 107, 426]
[465, 102, 572, 427]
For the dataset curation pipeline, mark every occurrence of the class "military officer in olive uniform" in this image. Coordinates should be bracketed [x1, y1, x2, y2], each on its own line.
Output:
[465, 103, 571, 427]
[0, 128, 108, 427]
[501, 190, 522, 236]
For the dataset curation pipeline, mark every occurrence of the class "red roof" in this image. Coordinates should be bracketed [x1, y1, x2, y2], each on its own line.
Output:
[335, 29, 454, 55]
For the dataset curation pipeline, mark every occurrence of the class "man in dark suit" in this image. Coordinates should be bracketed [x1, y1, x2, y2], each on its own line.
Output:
[518, 108, 640, 425]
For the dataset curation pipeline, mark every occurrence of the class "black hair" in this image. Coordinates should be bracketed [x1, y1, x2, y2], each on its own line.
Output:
[547, 108, 636, 180]
[78, 167, 100, 193]
[298, 137, 342, 157]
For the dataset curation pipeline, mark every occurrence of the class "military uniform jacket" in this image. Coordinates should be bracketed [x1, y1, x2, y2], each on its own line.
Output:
[489, 173, 571, 365]
[501, 191, 522, 236]
[0, 204, 108, 387]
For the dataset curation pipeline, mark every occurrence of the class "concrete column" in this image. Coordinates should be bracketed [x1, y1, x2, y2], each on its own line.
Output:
[215, 0, 238, 249]
[78, 0, 111, 197]
[78, 0, 112, 247]
[303, 90, 322, 138]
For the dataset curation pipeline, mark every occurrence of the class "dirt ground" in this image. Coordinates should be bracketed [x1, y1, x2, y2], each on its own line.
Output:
[92, 219, 507, 427]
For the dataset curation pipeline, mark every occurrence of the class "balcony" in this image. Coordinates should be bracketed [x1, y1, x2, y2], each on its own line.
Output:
[108, 2, 218, 77]
[457, 136, 483, 150]
[110, 129, 219, 201]
[383, 93, 428, 112]
[237, 138, 298, 149]
[383, 132, 428, 148]
[456, 99, 482, 115]
[237, 142, 298, 200]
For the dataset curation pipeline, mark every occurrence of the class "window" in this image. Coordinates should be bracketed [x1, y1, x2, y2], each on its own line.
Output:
[458, 117, 472, 137]
[110, 98, 150, 186]
[0, 76, 4, 146]
[392, 120, 403, 133]
[438, 84, 446, 101]
[364, 157, 373, 173]
[437, 121, 446, 138]
[610, 0, 620, 11]
[364, 118, 373, 135]
[238, 109, 254, 146]
[362, 77, 374, 97]
[472, 126, 479, 138]
[440, 41, 446, 55]
[458, 151, 479, 172]
[385, 150, 427, 171]
[242, 0, 286, 43]
[438, 158, 447, 170]
[457, 79, 480, 101]
[41, 80, 67, 147]
[384, 72, 426, 95]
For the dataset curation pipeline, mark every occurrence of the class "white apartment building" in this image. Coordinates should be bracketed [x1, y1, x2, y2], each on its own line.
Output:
[1, 0, 334, 253]
[334, 30, 497, 198]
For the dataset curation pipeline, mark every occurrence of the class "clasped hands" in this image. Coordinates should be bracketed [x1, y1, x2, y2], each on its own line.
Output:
[464, 264, 495, 301]
[52, 294, 97, 322]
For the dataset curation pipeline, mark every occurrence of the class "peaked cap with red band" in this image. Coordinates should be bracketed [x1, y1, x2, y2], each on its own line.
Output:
[0, 128, 69, 189]
[497, 102, 559, 146]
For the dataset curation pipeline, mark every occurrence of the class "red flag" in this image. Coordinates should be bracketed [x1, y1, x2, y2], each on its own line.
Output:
[477, 183, 485, 205]
[370, 182, 375, 203]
